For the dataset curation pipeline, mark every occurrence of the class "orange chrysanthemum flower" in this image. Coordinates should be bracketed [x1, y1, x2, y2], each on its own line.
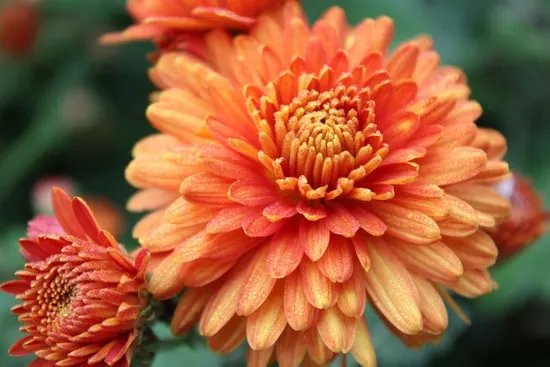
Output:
[490, 172, 549, 260]
[126, 2, 510, 365]
[100, 0, 287, 57]
[0, 188, 151, 367]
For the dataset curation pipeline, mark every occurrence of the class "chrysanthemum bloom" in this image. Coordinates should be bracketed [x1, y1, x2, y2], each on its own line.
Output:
[0, 0, 38, 58]
[0, 188, 151, 367]
[100, 0, 287, 59]
[126, 2, 511, 365]
[490, 172, 549, 260]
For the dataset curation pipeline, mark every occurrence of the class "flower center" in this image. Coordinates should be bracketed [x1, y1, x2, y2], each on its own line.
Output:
[35, 265, 75, 329]
[266, 82, 389, 201]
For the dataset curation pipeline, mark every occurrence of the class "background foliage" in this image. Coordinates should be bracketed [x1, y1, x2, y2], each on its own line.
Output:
[1, 0, 549, 366]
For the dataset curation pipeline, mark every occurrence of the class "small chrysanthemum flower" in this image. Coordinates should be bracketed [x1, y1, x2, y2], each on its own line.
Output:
[491, 172, 549, 260]
[100, 0, 287, 58]
[0, 188, 151, 367]
[126, 2, 510, 365]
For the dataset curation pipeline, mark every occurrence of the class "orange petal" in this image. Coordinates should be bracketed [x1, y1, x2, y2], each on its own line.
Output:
[364, 239, 423, 334]
[301, 259, 339, 310]
[51, 187, 86, 239]
[284, 271, 318, 331]
[438, 194, 479, 237]
[238, 245, 277, 316]
[296, 201, 327, 221]
[324, 203, 360, 238]
[228, 181, 278, 206]
[127, 189, 177, 212]
[411, 275, 448, 334]
[276, 327, 307, 367]
[443, 230, 498, 269]
[247, 346, 274, 367]
[382, 146, 427, 166]
[379, 114, 420, 150]
[445, 183, 510, 224]
[346, 205, 387, 236]
[125, 156, 193, 191]
[208, 315, 246, 354]
[403, 124, 444, 150]
[171, 287, 212, 335]
[318, 236, 354, 283]
[433, 122, 477, 148]
[417, 147, 487, 186]
[206, 205, 259, 234]
[267, 226, 304, 279]
[387, 42, 420, 81]
[262, 199, 298, 222]
[443, 268, 496, 298]
[470, 161, 510, 185]
[164, 197, 218, 225]
[370, 201, 440, 245]
[317, 307, 357, 353]
[139, 222, 204, 253]
[165, 230, 261, 265]
[203, 154, 265, 182]
[303, 329, 335, 365]
[243, 212, 287, 237]
[351, 231, 371, 272]
[391, 192, 450, 220]
[147, 255, 185, 300]
[0, 280, 29, 295]
[9, 336, 36, 356]
[350, 318, 376, 366]
[299, 218, 330, 261]
[146, 103, 206, 140]
[337, 265, 367, 318]
[178, 258, 235, 287]
[199, 256, 251, 336]
[180, 172, 233, 205]
[72, 198, 105, 245]
[400, 183, 444, 197]
[132, 209, 164, 239]
[391, 239, 464, 283]
[247, 282, 287, 350]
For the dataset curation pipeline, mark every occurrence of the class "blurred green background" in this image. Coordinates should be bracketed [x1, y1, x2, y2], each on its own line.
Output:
[1, 0, 549, 366]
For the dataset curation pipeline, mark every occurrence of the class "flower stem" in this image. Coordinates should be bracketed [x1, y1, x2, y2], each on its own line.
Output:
[341, 354, 347, 367]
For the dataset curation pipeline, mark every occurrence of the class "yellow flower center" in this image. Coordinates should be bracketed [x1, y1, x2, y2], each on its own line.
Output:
[262, 76, 391, 201]
[35, 266, 74, 329]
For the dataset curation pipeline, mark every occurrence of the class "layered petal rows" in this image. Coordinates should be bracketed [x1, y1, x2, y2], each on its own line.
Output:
[125, 1, 511, 365]
[0, 188, 151, 367]
[101, 0, 287, 57]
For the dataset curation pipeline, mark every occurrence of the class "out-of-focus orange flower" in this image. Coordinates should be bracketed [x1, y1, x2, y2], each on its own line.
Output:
[126, 2, 510, 365]
[32, 177, 126, 238]
[100, 0, 287, 59]
[0, 0, 38, 57]
[1, 188, 150, 367]
[490, 172, 549, 260]
[85, 196, 126, 238]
